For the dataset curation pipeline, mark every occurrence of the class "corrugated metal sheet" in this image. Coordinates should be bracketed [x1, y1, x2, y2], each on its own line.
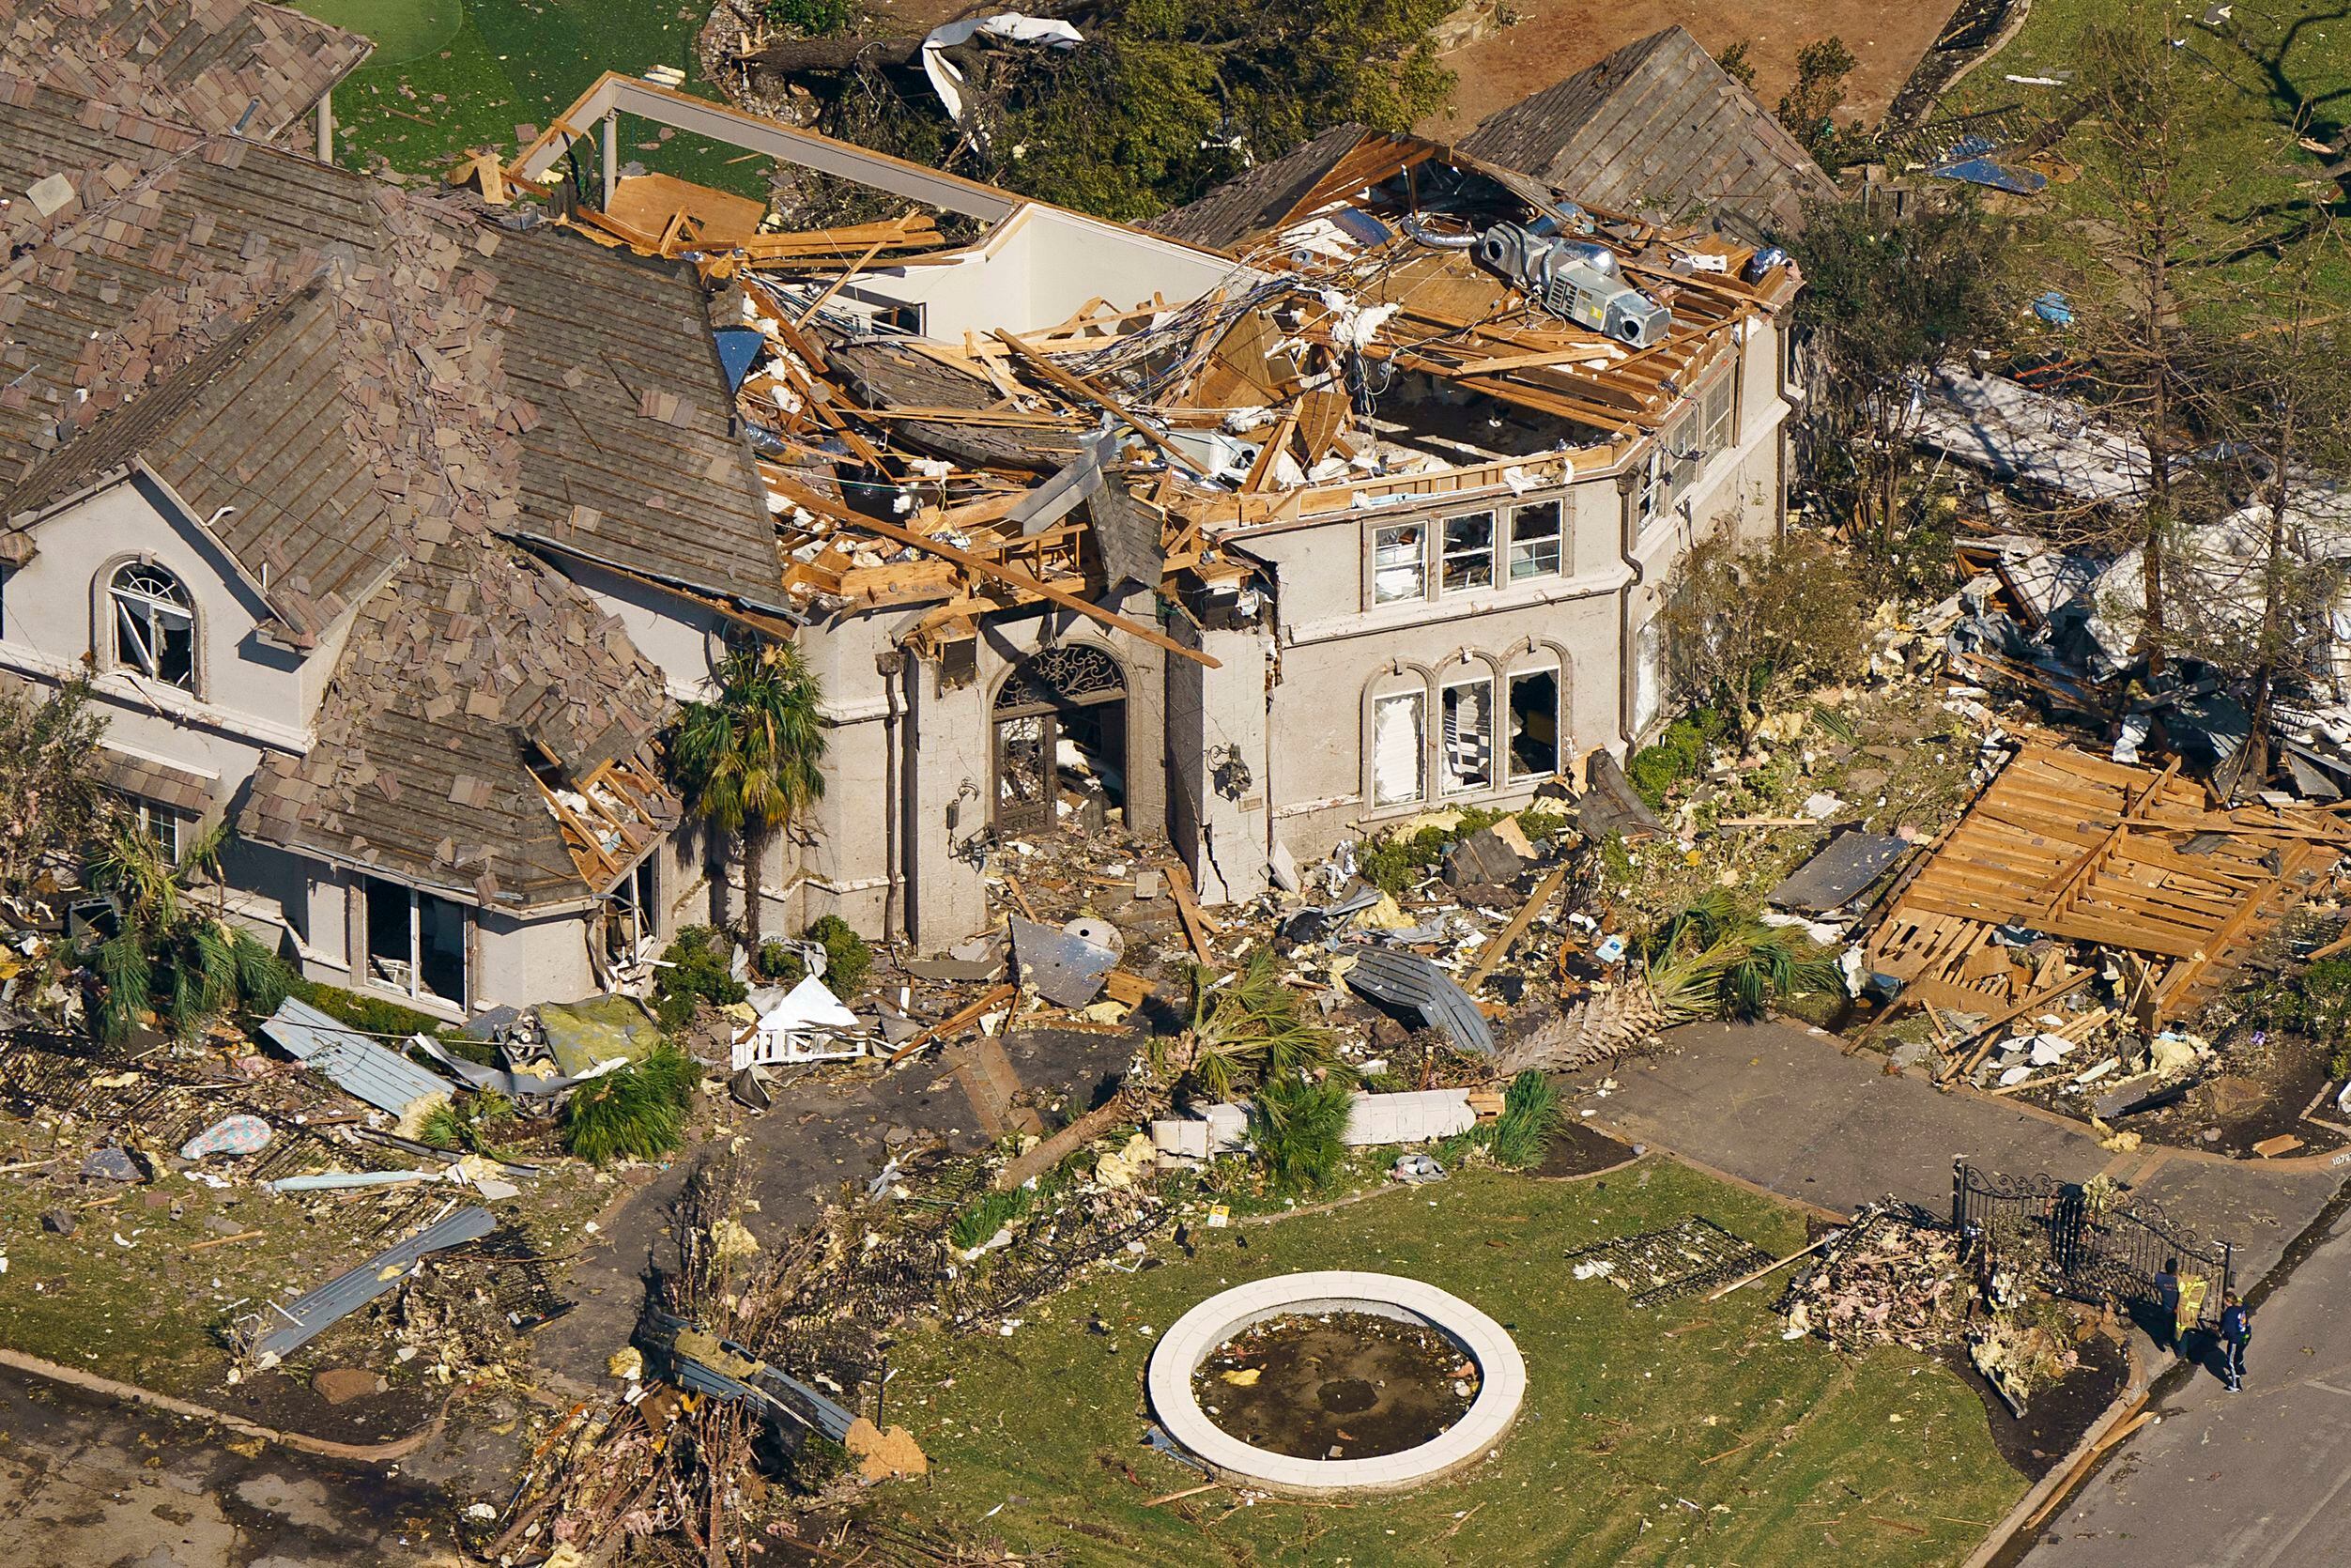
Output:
[246, 1207, 496, 1360]
[1344, 949, 1496, 1055]
[259, 996, 453, 1116]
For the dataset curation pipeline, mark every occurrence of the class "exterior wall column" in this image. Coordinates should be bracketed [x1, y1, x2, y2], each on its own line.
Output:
[1168, 618, 1272, 906]
[904, 652, 991, 948]
[1106, 585, 1168, 840]
[600, 112, 618, 208]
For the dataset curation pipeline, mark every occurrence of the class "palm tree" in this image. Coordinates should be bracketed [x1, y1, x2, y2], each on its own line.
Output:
[1153, 948, 1352, 1100]
[669, 640, 827, 945]
[85, 820, 292, 1042]
[1497, 891, 1842, 1076]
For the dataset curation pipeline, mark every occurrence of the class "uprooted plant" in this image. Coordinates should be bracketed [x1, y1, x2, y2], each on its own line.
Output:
[1152, 947, 1353, 1101]
[1497, 890, 1843, 1077]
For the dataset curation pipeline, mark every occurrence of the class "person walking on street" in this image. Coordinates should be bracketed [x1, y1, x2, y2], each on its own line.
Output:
[2220, 1292, 2252, 1392]
[2154, 1260, 2182, 1352]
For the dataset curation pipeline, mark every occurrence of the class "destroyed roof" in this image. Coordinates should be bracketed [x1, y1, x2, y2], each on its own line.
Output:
[1457, 25, 1837, 238]
[0, 0, 370, 144]
[2, 281, 400, 644]
[1145, 122, 1371, 251]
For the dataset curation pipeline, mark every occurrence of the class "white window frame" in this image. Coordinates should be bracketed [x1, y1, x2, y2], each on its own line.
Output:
[1371, 521, 1428, 605]
[361, 875, 469, 1009]
[114, 792, 183, 863]
[1505, 664, 1563, 782]
[1440, 511, 1496, 594]
[108, 561, 196, 690]
[1507, 500, 1563, 581]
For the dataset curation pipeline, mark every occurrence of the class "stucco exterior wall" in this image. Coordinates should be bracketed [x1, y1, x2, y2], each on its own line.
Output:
[0, 477, 317, 794]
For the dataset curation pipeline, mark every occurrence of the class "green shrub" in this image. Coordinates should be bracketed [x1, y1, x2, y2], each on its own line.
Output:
[751, 917, 873, 1000]
[947, 1187, 1032, 1250]
[1625, 707, 1728, 809]
[807, 915, 871, 998]
[653, 926, 747, 1034]
[765, 0, 858, 35]
[561, 1044, 700, 1164]
[1251, 1071, 1354, 1195]
[1486, 1070, 1562, 1169]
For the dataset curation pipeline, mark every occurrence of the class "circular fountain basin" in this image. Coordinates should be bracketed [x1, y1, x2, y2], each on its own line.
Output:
[1146, 1270, 1525, 1495]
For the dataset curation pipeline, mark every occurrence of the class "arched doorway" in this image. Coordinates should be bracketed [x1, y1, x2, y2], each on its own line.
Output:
[993, 644, 1128, 836]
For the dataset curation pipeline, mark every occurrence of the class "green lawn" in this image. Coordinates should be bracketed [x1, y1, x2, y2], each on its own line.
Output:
[874, 1161, 2030, 1567]
[289, 0, 770, 196]
[1944, 0, 2351, 315]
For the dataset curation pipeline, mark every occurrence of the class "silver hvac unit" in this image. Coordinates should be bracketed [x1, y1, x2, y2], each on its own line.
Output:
[1473, 222, 1672, 348]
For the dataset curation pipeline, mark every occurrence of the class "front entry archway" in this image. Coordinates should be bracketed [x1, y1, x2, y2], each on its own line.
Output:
[992, 644, 1128, 836]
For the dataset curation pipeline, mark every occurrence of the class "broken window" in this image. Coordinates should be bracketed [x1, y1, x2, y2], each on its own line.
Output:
[109, 561, 194, 689]
[607, 856, 658, 965]
[1665, 407, 1702, 495]
[1439, 675, 1494, 794]
[1508, 501, 1562, 580]
[1507, 668, 1560, 780]
[1441, 512, 1495, 593]
[1372, 690, 1426, 807]
[1701, 371, 1735, 455]
[1373, 522, 1426, 604]
[362, 875, 469, 1007]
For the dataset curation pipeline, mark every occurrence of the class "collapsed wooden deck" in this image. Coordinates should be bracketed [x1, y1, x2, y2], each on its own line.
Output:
[1868, 744, 2349, 1031]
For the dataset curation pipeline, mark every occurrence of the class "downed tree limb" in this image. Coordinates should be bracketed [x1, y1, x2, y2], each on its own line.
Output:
[994, 1086, 1145, 1191]
[885, 984, 1018, 1065]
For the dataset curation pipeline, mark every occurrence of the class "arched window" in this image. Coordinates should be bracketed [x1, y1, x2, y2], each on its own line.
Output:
[108, 561, 194, 689]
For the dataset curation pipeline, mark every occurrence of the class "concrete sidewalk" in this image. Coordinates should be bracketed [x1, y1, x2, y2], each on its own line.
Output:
[1588, 1021, 2338, 1284]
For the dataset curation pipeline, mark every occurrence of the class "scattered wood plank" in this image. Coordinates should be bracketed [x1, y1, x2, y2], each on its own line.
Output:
[1463, 863, 1570, 990]
[885, 984, 1018, 1065]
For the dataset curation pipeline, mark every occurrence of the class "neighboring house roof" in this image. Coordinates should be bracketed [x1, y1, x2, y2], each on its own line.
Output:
[1144, 122, 1370, 252]
[2, 283, 401, 645]
[0, 0, 370, 143]
[1457, 24, 1838, 238]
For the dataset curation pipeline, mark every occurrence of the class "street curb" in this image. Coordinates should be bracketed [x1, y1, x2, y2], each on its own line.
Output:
[1960, 1338, 2148, 1568]
[0, 1346, 445, 1462]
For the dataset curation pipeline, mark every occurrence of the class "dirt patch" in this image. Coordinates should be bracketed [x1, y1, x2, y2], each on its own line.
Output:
[215, 1368, 441, 1448]
[1192, 1311, 1477, 1460]
[1944, 1330, 2129, 1481]
[1417, 0, 1962, 142]
[1533, 1115, 1636, 1178]
[2019, 1030, 2346, 1160]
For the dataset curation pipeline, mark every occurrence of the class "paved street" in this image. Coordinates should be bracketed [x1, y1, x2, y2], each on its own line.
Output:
[2024, 1196, 2351, 1566]
[1590, 1020, 2340, 1283]
[0, 1365, 449, 1568]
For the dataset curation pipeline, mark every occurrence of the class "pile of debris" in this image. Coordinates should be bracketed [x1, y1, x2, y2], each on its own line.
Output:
[1858, 739, 2350, 1096]
[1778, 1206, 1973, 1354]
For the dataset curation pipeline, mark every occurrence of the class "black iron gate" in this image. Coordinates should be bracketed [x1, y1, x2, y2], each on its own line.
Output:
[1951, 1160, 2234, 1325]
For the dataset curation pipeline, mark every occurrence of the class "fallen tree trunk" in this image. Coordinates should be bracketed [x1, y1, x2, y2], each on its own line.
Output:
[740, 36, 923, 75]
[994, 1084, 1146, 1191]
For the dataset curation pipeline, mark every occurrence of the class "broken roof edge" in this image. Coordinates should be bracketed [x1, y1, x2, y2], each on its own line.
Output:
[509, 73, 1267, 271]
[503, 528, 807, 633]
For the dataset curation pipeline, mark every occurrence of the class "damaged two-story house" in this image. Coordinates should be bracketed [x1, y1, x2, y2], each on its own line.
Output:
[1, 2, 1808, 1016]
[488, 74, 1804, 951]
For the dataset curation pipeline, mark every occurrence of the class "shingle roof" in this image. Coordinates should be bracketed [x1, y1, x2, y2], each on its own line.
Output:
[0, 19, 770, 909]
[494, 229, 785, 607]
[3, 282, 400, 643]
[1457, 25, 1837, 238]
[0, 0, 370, 144]
[1144, 122, 1370, 252]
